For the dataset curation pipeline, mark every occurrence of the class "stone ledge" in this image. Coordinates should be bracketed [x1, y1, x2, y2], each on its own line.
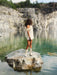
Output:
[5, 49, 43, 72]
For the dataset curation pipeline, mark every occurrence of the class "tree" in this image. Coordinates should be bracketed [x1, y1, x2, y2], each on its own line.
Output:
[35, 0, 41, 8]
[26, 0, 30, 7]
[26, 0, 30, 4]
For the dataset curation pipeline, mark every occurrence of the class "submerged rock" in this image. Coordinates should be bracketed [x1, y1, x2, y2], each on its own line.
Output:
[5, 49, 43, 72]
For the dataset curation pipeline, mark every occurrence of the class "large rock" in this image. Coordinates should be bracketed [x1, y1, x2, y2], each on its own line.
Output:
[5, 49, 43, 72]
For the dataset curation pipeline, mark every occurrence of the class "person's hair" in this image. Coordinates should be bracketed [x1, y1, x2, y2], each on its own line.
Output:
[25, 19, 32, 27]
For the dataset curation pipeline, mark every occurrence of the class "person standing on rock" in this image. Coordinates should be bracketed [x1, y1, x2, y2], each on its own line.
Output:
[25, 19, 34, 56]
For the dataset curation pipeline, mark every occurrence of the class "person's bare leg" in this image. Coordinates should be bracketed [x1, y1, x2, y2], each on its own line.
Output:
[30, 40, 32, 48]
[26, 40, 30, 49]
[30, 40, 32, 55]
[25, 40, 30, 56]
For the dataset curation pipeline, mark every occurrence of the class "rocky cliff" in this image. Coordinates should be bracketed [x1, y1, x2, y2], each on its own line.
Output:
[0, 6, 23, 36]
[0, 6, 57, 39]
[18, 8, 57, 39]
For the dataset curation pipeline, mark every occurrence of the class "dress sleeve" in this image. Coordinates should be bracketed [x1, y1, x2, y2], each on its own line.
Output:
[26, 27, 30, 31]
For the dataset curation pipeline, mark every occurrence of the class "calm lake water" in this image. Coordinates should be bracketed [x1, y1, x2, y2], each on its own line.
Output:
[0, 31, 57, 75]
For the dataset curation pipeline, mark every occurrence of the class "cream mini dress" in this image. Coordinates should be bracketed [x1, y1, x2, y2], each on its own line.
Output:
[25, 25, 34, 40]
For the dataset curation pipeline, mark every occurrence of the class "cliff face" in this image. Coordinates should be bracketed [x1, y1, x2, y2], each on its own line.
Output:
[0, 6, 23, 36]
[18, 8, 57, 39]
[0, 6, 57, 39]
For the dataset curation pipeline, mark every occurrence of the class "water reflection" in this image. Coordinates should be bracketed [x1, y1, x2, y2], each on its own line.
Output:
[0, 29, 57, 60]
[0, 28, 57, 43]
[34, 29, 57, 41]
[25, 71, 32, 75]
[0, 56, 57, 75]
[0, 31, 26, 60]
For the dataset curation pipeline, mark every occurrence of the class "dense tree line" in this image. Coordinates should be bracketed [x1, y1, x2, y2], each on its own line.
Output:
[0, 0, 16, 9]
[0, 0, 57, 10]
[0, 0, 41, 9]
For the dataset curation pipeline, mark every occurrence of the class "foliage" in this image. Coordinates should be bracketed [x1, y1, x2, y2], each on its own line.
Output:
[0, 0, 16, 9]
[0, 0, 57, 9]
[0, 0, 41, 9]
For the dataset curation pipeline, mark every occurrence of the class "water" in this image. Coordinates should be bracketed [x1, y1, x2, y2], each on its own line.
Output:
[0, 56, 57, 75]
[0, 31, 57, 75]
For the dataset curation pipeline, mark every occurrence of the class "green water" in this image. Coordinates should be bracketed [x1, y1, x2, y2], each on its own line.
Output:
[0, 33, 57, 75]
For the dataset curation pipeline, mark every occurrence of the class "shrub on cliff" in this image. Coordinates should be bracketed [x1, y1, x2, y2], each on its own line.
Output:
[0, 0, 16, 9]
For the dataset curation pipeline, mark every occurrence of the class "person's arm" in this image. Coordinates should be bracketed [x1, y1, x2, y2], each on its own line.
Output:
[27, 25, 31, 40]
